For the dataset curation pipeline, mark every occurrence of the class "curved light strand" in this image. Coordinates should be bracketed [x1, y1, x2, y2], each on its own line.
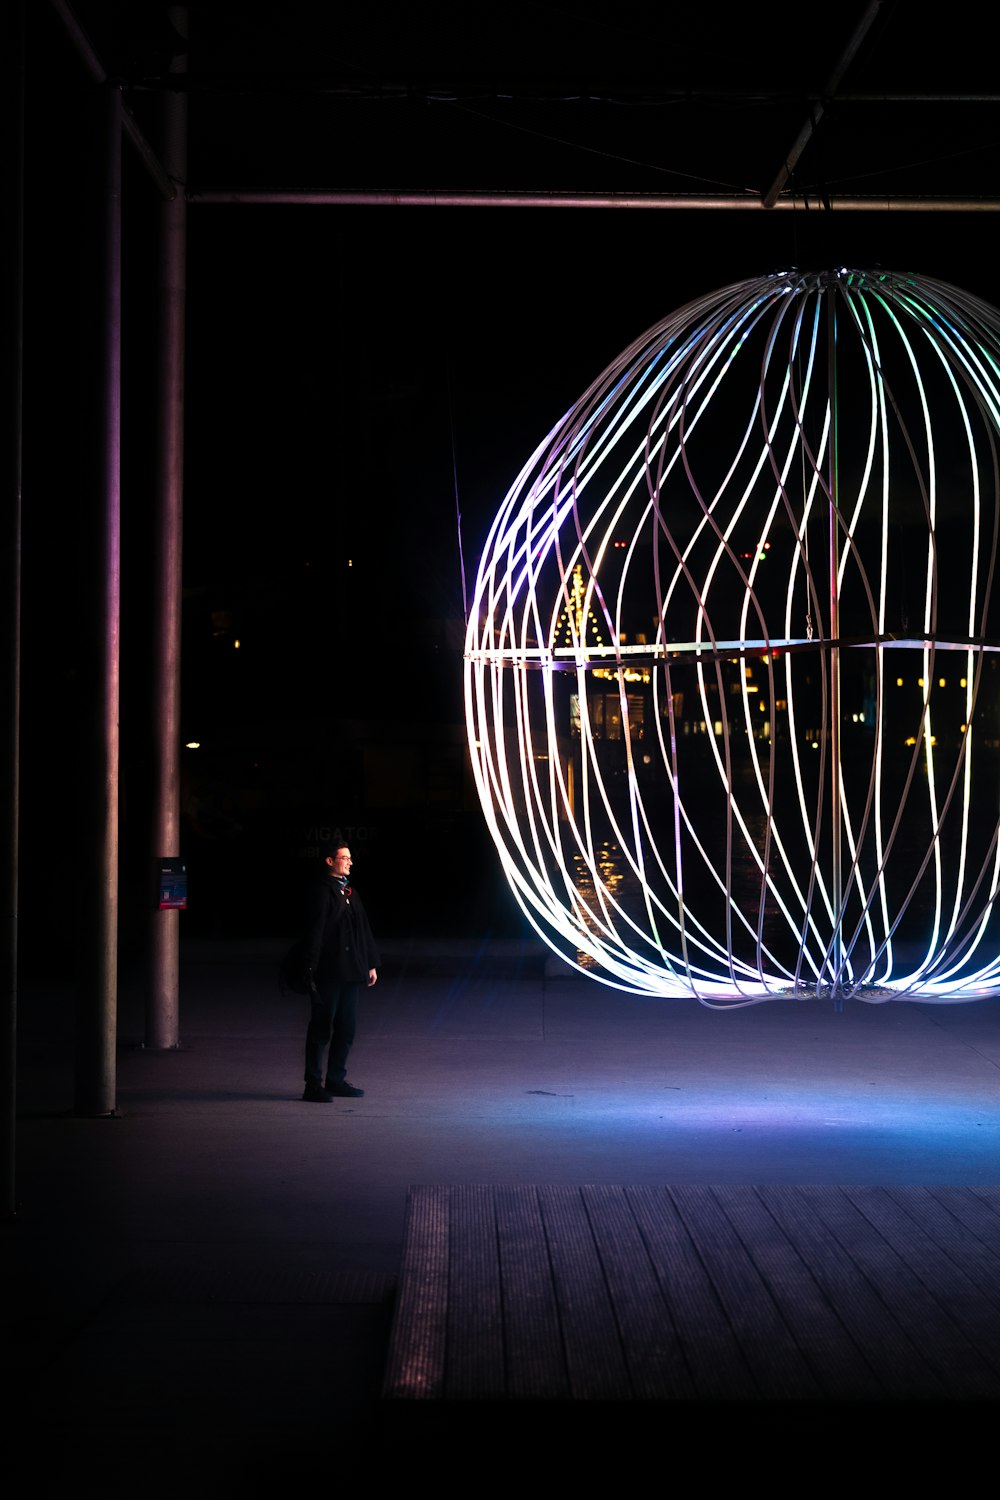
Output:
[465, 270, 1000, 1002]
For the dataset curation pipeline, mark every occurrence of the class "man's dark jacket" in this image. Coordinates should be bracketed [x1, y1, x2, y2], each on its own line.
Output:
[302, 874, 380, 985]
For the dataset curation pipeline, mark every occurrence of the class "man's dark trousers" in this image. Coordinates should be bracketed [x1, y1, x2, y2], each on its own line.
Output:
[305, 981, 361, 1088]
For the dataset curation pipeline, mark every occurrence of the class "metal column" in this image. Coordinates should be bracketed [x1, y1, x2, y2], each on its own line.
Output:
[74, 85, 122, 1117]
[3, 0, 26, 1212]
[147, 9, 187, 1050]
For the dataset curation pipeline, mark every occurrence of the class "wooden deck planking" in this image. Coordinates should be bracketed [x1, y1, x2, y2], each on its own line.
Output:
[661, 1184, 823, 1401]
[536, 1185, 633, 1400]
[755, 1185, 945, 1399]
[623, 1185, 757, 1400]
[920, 1186, 1000, 1268]
[381, 1183, 449, 1400]
[704, 1186, 883, 1400]
[444, 1185, 505, 1400]
[494, 1184, 570, 1400]
[803, 1186, 1000, 1398]
[383, 1185, 1000, 1407]
[580, 1185, 695, 1402]
[887, 1186, 1000, 1305]
[843, 1187, 1000, 1379]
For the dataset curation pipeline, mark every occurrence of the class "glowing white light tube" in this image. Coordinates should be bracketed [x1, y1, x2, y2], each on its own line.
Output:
[466, 271, 1000, 1003]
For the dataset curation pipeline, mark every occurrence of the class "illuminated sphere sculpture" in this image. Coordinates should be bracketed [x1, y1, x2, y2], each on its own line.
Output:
[465, 270, 1000, 1003]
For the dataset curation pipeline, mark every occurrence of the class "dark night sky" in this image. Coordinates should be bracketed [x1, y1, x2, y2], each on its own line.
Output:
[17, 0, 1000, 941]
[178, 202, 999, 728]
[26, 3, 1000, 728]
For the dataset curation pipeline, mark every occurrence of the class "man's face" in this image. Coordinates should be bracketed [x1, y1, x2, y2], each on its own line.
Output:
[327, 846, 352, 878]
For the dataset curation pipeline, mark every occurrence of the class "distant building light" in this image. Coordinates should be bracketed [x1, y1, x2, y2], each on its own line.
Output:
[185, 741, 200, 749]
[234, 639, 241, 649]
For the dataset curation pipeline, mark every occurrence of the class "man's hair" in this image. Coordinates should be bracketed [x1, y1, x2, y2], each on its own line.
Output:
[319, 838, 349, 860]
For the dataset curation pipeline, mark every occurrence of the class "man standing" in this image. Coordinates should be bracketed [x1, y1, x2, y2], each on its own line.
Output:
[301, 841, 379, 1103]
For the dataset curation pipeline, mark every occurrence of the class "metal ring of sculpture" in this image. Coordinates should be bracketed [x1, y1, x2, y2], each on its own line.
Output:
[465, 270, 1000, 1005]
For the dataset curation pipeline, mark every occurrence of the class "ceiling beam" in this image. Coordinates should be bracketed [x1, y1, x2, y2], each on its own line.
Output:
[49, 0, 175, 199]
[188, 189, 1000, 212]
[762, 0, 886, 209]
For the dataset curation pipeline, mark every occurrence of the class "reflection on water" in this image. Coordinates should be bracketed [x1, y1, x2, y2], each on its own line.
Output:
[572, 842, 625, 969]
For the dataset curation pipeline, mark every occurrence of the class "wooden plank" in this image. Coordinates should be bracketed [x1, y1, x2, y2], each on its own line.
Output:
[537, 1185, 632, 1400]
[844, 1188, 1000, 1381]
[969, 1186, 1000, 1224]
[757, 1185, 944, 1399]
[891, 1188, 1000, 1308]
[445, 1184, 505, 1400]
[926, 1186, 1000, 1269]
[383, 1183, 1000, 1412]
[581, 1185, 695, 1401]
[665, 1185, 822, 1401]
[625, 1186, 758, 1400]
[494, 1185, 570, 1400]
[382, 1185, 449, 1400]
[712, 1187, 882, 1399]
[803, 1186, 999, 1398]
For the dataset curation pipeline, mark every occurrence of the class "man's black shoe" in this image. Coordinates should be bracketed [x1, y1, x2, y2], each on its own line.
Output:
[327, 1081, 364, 1097]
[302, 1084, 334, 1103]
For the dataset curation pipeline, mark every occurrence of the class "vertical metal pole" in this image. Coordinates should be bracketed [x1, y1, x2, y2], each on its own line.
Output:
[147, 8, 187, 1049]
[75, 85, 122, 1116]
[2, 0, 25, 1213]
[827, 288, 843, 991]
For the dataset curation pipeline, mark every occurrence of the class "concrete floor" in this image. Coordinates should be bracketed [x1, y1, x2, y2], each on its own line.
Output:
[9, 940, 1000, 1492]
